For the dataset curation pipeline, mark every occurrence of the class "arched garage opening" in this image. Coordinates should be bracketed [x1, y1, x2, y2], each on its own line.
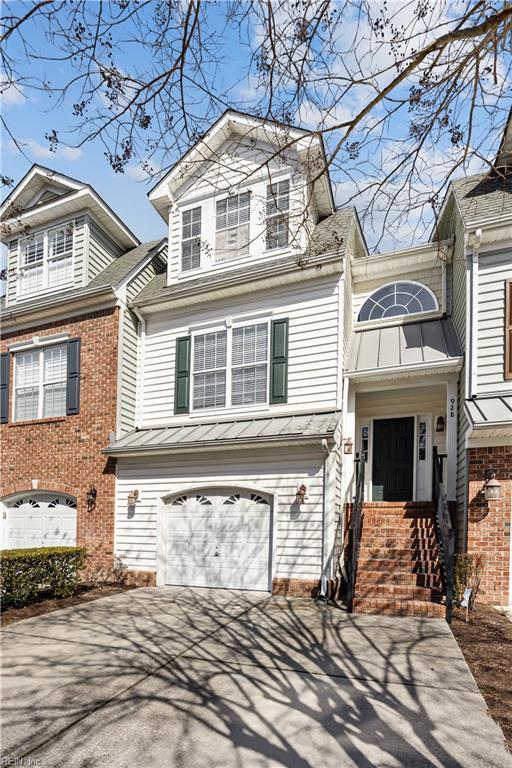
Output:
[1, 492, 77, 550]
[162, 487, 272, 591]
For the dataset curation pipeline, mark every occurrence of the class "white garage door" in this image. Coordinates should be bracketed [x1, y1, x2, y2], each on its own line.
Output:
[164, 489, 271, 591]
[3, 494, 77, 549]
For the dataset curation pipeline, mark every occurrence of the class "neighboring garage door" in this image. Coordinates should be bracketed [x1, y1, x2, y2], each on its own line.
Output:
[164, 489, 271, 591]
[3, 494, 77, 549]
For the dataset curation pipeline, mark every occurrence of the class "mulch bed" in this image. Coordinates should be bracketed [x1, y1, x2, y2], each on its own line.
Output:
[451, 603, 512, 752]
[1, 584, 135, 627]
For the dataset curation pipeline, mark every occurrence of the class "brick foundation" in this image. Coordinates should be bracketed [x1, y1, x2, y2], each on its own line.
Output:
[123, 570, 157, 588]
[467, 445, 511, 605]
[1, 309, 119, 569]
[272, 578, 320, 597]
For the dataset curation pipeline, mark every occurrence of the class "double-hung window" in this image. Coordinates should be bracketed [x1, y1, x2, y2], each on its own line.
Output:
[192, 322, 269, 411]
[19, 223, 74, 296]
[266, 180, 289, 250]
[14, 344, 67, 421]
[215, 192, 250, 262]
[181, 207, 201, 271]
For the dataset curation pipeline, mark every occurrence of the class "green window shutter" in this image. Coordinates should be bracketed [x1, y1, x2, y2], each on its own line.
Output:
[0, 352, 10, 424]
[270, 318, 288, 404]
[174, 336, 191, 414]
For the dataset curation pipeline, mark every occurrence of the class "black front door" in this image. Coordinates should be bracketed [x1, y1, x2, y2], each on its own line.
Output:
[372, 417, 414, 501]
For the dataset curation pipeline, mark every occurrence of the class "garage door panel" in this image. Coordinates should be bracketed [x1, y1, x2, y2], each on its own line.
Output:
[164, 489, 271, 591]
[4, 496, 77, 550]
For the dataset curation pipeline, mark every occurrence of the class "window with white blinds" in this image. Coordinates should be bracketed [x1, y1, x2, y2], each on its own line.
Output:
[232, 323, 268, 405]
[18, 223, 74, 296]
[266, 180, 289, 250]
[193, 330, 227, 409]
[14, 344, 67, 421]
[191, 322, 269, 411]
[215, 192, 250, 262]
[181, 207, 201, 271]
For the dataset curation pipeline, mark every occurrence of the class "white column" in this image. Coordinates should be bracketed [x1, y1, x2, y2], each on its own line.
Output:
[341, 379, 356, 504]
[446, 378, 458, 500]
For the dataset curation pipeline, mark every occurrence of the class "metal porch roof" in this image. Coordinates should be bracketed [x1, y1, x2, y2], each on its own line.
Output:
[465, 395, 512, 426]
[105, 410, 341, 455]
[346, 317, 463, 375]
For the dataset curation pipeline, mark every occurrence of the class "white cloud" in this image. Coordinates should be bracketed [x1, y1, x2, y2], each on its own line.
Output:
[10, 138, 82, 161]
[1, 82, 26, 107]
[126, 161, 160, 181]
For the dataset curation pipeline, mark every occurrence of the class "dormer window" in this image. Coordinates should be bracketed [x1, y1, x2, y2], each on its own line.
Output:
[18, 223, 74, 296]
[215, 192, 250, 262]
[181, 207, 201, 271]
[357, 281, 438, 322]
[266, 180, 289, 250]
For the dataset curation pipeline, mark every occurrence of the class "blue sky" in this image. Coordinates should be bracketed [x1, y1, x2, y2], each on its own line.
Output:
[2, 0, 510, 255]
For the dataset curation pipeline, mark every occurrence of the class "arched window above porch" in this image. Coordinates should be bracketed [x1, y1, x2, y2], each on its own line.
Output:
[358, 281, 438, 322]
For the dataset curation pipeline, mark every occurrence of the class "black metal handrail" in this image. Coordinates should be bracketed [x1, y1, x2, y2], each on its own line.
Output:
[347, 456, 365, 613]
[432, 446, 455, 623]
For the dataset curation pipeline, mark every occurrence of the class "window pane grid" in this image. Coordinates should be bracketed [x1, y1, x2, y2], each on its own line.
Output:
[215, 193, 250, 262]
[19, 224, 74, 296]
[358, 282, 437, 322]
[181, 207, 201, 271]
[14, 345, 67, 421]
[266, 180, 289, 250]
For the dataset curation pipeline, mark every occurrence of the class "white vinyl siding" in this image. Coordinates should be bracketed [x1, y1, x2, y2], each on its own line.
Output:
[18, 224, 74, 296]
[141, 276, 340, 423]
[215, 192, 250, 262]
[14, 344, 67, 422]
[115, 446, 326, 578]
[181, 207, 201, 271]
[266, 180, 290, 250]
[477, 249, 512, 394]
[87, 217, 123, 282]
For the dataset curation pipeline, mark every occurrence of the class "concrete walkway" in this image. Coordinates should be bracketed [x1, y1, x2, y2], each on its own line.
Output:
[1, 587, 510, 768]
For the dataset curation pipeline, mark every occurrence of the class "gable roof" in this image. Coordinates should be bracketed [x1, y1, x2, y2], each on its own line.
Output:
[148, 109, 335, 219]
[88, 239, 166, 289]
[131, 207, 355, 309]
[451, 171, 512, 225]
[0, 164, 139, 249]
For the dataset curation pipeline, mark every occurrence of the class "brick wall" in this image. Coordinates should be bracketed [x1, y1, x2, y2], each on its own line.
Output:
[1, 308, 119, 566]
[467, 445, 511, 606]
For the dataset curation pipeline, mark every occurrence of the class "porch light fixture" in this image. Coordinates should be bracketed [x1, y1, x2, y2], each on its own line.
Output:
[86, 485, 97, 513]
[127, 490, 139, 507]
[295, 484, 308, 504]
[483, 471, 502, 502]
[343, 438, 353, 455]
[436, 416, 445, 433]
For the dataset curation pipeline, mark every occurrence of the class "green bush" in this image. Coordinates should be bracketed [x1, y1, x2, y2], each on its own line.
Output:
[1, 546, 87, 608]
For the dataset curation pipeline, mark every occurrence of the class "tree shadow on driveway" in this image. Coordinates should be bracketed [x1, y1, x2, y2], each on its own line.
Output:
[1, 587, 510, 767]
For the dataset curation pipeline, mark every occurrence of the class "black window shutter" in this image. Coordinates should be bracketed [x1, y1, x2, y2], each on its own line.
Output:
[0, 352, 10, 424]
[66, 338, 81, 415]
[270, 318, 289, 404]
[174, 336, 191, 414]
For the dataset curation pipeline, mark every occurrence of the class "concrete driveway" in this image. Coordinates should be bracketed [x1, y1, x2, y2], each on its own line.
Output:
[1, 587, 510, 768]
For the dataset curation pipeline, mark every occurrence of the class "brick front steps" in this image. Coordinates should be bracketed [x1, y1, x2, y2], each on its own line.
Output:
[353, 502, 445, 618]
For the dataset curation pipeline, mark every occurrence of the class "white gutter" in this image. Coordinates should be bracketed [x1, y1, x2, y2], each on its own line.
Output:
[469, 229, 481, 397]
[320, 438, 331, 600]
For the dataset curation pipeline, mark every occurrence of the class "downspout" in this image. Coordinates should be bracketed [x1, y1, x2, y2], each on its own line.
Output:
[132, 307, 146, 429]
[469, 228, 481, 397]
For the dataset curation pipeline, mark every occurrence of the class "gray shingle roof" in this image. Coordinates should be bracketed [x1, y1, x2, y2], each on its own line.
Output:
[465, 396, 512, 426]
[346, 317, 462, 374]
[451, 171, 512, 224]
[88, 239, 165, 289]
[104, 410, 341, 454]
[132, 208, 355, 306]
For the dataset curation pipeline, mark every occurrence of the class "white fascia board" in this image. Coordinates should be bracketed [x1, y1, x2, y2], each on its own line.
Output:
[346, 357, 464, 381]
[0, 166, 84, 218]
[0, 286, 117, 332]
[351, 239, 453, 279]
[1, 188, 139, 249]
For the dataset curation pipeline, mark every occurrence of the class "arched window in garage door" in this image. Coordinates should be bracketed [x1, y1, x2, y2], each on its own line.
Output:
[2, 493, 77, 549]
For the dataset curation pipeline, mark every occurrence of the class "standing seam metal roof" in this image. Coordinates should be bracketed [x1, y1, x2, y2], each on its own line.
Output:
[465, 396, 512, 425]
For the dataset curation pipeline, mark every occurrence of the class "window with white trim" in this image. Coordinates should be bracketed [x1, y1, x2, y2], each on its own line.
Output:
[14, 344, 67, 421]
[266, 180, 289, 250]
[357, 281, 438, 322]
[215, 192, 250, 262]
[19, 223, 74, 296]
[192, 321, 269, 410]
[181, 207, 201, 271]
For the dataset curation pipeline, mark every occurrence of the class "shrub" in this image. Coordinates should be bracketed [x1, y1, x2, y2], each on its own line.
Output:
[453, 552, 485, 608]
[1, 546, 87, 608]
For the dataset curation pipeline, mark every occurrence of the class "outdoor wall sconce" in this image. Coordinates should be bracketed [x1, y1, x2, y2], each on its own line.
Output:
[483, 471, 502, 502]
[436, 416, 445, 433]
[343, 438, 353, 454]
[127, 489, 139, 507]
[86, 485, 97, 513]
[295, 484, 308, 504]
